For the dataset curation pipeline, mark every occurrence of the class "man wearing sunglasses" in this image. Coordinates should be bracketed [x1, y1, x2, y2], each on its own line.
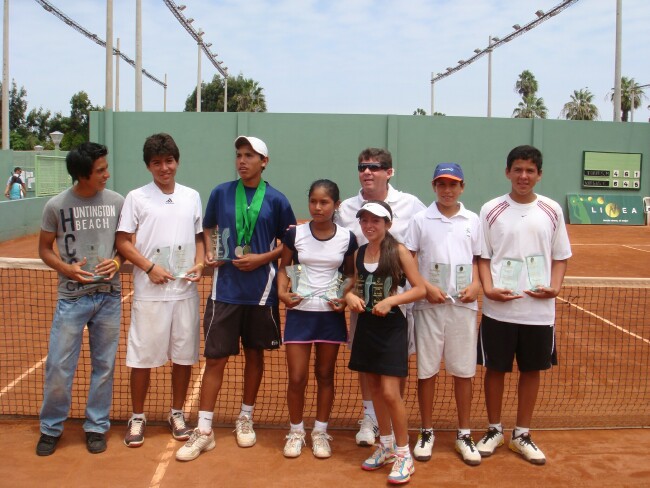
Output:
[336, 147, 425, 448]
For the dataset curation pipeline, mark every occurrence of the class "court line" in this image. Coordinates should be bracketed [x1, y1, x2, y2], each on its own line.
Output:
[557, 296, 650, 346]
[0, 291, 134, 399]
[622, 245, 650, 253]
[149, 438, 177, 488]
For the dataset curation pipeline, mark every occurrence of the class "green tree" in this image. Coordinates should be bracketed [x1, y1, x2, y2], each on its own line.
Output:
[560, 88, 599, 120]
[609, 76, 647, 122]
[184, 73, 267, 112]
[513, 94, 548, 119]
[514, 70, 539, 99]
[413, 108, 427, 115]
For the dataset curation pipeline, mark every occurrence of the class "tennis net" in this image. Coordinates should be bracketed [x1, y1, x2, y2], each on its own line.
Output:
[1, 257, 649, 429]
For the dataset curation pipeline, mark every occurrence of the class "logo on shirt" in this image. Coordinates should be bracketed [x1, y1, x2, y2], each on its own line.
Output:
[165, 198, 174, 204]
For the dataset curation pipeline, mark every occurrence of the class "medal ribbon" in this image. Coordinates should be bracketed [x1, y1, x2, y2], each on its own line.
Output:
[235, 179, 266, 246]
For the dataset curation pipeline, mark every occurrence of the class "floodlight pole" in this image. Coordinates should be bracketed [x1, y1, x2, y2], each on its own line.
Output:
[105, 0, 113, 110]
[2, 0, 9, 150]
[115, 38, 120, 111]
[430, 73, 435, 116]
[135, 0, 143, 111]
[487, 36, 493, 118]
[613, 0, 622, 122]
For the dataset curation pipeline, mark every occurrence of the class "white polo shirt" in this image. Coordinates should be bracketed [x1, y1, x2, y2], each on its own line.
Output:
[404, 202, 481, 311]
[480, 194, 572, 325]
[336, 184, 426, 245]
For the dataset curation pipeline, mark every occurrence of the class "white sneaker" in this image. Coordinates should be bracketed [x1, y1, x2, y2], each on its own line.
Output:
[413, 429, 434, 462]
[234, 415, 256, 447]
[455, 434, 481, 466]
[476, 427, 504, 457]
[355, 415, 378, 446]
[311, 431, 333, 459]
[509, 432, 546, 465]
[362, 444, 396, 471]
[175, 429, 215, 461]
[387, 454, 415, 484]
[283, 431, 306, 458]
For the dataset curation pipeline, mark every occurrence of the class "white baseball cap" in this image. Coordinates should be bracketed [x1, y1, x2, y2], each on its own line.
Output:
[234, 136, 268, 158]
[355, 201, 393, 221]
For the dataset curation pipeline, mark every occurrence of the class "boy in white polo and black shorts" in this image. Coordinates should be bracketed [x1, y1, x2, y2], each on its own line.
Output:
[475, 145, 571, 465]
[175, 135, 296, 462]
[116, 133, 205, 448]
[404, 162, 482, 466]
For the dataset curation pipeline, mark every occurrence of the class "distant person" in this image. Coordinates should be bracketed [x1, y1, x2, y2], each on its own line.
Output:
[335, 147, 425, 447]
[404, 163, 482, 466]
[345, 200, 426, 484]
[36, 143, 124, 456]
[475, 145, 572, 465]
[116, 133, 204, 448]
[277, 179, 357, 459]
[175, 136, 296, 462]
[5, 167, 26, 199]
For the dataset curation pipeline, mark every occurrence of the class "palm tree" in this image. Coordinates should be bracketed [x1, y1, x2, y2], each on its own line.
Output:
[514, 70, 538, 98]
[560, 88, 599, 120]
[513, 95, 548, 119]
[609, 77, 647, 122]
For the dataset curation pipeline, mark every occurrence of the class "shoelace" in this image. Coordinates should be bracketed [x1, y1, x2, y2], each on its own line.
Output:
[516, 434, 538, 450]
[391, 455, 409, 475]
[185, 430, 201, 446]
[418, 430, 433, 447]
[483, 428, 502, 441]
[129, 419, 144, 436]
[458, 435, 477, 451]
[170, 413, 186, 430]
[236, 416, 253, 434]
[312, 432, 332, 449]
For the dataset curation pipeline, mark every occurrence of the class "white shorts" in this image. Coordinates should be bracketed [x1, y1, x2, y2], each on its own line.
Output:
[414, 305, 477, 379]
[349, 302, 416, 356]
[126, 296, 200, 368]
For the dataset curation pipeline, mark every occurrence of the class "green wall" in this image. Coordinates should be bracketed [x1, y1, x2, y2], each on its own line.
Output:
[2, 112, 649, 243]
[90, 112, 649, 221]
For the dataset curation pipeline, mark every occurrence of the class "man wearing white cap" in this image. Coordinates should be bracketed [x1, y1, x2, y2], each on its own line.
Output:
[176, 135, 296, 462]
[336, 147, 426, 447]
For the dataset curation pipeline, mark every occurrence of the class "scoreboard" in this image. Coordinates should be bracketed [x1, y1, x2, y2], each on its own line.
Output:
[583, 151, 642, 190]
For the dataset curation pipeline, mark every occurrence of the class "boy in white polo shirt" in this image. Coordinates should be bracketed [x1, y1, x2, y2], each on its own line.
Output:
[404, 162, 482, 466]
[475, 145, 571, 465]
[116, 133, 205, 448]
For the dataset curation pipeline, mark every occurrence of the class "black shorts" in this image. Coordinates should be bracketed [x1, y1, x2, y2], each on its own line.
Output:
[477, 314, 557, 372]
[203, 299, 281, 359]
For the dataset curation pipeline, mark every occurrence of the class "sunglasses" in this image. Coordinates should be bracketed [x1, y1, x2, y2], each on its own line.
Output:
[358, 163, 388, 173]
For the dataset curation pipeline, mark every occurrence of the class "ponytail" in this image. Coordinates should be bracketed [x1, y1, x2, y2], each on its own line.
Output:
[375, 231, 402, 294]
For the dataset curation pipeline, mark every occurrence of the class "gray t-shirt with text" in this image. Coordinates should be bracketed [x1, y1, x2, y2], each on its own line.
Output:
[41, 187, 124, 298]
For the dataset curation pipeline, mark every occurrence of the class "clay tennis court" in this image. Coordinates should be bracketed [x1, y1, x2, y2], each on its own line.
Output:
[1, 225, 649, 487]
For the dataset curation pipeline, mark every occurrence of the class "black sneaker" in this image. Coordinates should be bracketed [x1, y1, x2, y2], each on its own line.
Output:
[86, 432, 107, 454]
[36, 433, 61, 456]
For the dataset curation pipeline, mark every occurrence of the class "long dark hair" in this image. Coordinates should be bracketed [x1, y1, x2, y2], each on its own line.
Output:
[362, 200, 402, 294]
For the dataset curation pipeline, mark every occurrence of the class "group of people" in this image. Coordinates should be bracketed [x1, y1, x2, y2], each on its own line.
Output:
[35, 134, 571, 485]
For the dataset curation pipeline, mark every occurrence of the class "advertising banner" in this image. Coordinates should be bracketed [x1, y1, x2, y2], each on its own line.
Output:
[567, 194, 645, 225]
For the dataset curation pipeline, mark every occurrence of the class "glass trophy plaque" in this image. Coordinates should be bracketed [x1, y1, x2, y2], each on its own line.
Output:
[150, 246, 171, 272]
[171, 244, 193, 278]
[455, 264, 472, 295]
[498, 258, 523, 294]
[286, 264, 315, 298]
[213, 227, 231, 261]
[525, 255, 547, 291]
[429, 262, 450, 291]
[320, 271, 345, 303]
[82, 243, 108, 281]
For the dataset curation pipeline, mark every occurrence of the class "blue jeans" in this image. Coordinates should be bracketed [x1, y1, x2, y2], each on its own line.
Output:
[40, 291, 121, 436]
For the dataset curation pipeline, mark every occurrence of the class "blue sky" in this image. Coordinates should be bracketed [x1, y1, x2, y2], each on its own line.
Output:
[3, 0, 650, 121]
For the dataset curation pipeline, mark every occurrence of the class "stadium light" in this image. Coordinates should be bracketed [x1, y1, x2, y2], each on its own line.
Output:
[49, 131, 64, 151]
[513, 24, 521, 30]
[535, 10, 544, 17]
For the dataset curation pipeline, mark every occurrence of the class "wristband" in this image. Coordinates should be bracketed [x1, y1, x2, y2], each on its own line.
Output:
[197, 263, 205, 269]
[145, 263, 155, 274]
[112, 259, 120, 271]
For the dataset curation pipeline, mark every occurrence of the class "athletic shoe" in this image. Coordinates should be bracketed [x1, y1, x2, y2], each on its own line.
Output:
[361, 444, 396, 471]
[476, 427, 504, 457]
[455, 434, 481, 466]
[85, 432, 107, 454]
[124, 418, 146, 448]
[36, 433, 60, 456]
[283, 431, 306, 458]
[168, 412, 192, 441]
[234, 414, 256, 447]
[311, 431, 333, 459]
[176, 429, 216, 461]
[509, 432, 546, 465]
[387, 454, 415, 484]
[355, 415, 378, 446]
[413, 429, 434, 462]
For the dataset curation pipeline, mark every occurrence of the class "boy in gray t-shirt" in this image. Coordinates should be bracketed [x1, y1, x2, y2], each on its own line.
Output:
[36, 142, 124, 457]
